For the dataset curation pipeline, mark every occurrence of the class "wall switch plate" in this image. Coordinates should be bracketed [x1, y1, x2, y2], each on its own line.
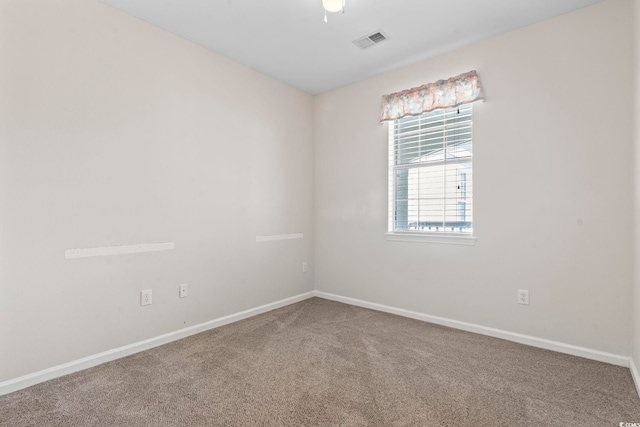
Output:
[302, 262, 308, 273]
[179, 283, 188, 298]
[518, 289, 529, 305]
[140, 289, 152, 306]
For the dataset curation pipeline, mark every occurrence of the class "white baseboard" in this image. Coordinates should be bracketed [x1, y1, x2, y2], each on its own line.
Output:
[2, 290, 634, 398]
[0, 291, 315, 397]
[314, 291, 630, 368]
[630, 358, 640, 399]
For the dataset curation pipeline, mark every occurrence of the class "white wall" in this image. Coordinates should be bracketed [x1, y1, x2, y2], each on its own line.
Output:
[314, 0, 634, 355]
[0, 0, 314, 381]
[634, 0, 640, 369]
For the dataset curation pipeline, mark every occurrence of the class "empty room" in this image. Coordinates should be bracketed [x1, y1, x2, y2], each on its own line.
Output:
[1, 0, 640, 425]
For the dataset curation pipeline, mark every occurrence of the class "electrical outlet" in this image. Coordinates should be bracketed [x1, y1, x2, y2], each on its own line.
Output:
[518, 289, 529, 305]
[179, 283, 188, 298]
[140, 289, 152, 306]
[302, 262, 308, 273]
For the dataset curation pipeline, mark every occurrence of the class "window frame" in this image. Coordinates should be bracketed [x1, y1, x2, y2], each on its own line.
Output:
[385, 105, 477, 246]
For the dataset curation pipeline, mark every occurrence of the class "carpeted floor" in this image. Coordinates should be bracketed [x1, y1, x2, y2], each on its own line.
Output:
[1, 297, 639, 426]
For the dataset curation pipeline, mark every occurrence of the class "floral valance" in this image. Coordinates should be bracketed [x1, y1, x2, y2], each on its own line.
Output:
[380, 70, 485, 122]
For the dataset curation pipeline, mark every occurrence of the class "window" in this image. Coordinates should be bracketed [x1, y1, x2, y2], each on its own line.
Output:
[387, 104, 475, 244]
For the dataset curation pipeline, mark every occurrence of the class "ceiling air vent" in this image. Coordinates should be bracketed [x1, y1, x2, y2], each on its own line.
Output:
[353, 30, 390, 50]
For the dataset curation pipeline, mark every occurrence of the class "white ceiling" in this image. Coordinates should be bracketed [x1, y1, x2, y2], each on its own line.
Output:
[99, 0, 603, 95]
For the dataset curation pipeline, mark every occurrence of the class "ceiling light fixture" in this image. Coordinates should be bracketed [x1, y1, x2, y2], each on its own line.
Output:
[323, 0, 345, 23]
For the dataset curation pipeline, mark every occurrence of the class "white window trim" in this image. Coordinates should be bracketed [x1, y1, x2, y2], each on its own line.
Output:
[387, 105, 476, 245]
[385, 231, 476, 245]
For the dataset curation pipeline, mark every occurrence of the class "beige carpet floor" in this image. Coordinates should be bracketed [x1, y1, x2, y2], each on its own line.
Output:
[1, 297, 639, 426]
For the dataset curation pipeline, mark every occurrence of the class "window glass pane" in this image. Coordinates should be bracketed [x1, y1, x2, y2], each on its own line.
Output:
[394, 170, 409, 230]
[445, 162, 472, 232]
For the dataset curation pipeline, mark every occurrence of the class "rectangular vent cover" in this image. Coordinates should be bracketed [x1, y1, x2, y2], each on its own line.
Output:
[353, 30, 390, 50]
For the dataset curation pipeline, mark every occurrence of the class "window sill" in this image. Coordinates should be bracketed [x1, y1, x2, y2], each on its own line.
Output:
[385, 232, 476, 245]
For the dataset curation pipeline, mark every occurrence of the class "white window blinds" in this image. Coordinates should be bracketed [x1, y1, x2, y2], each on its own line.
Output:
[388, 103, 473, 234]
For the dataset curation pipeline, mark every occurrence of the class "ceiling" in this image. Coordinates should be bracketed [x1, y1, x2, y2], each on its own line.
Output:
[99, 0, 603, 95]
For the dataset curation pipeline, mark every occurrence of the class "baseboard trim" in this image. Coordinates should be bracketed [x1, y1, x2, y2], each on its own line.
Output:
[630, 358, 640, 399]
[314, 291, 630, 368]
[0, 291, 315, 397]
[2, 290, 632, 398]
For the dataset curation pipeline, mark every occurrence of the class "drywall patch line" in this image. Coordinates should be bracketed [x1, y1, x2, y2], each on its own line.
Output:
[314, 291, 631, 368]
[64, 242, 175, 259]
[255, 233, 303, 243]
[0, 291, 315, 396]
